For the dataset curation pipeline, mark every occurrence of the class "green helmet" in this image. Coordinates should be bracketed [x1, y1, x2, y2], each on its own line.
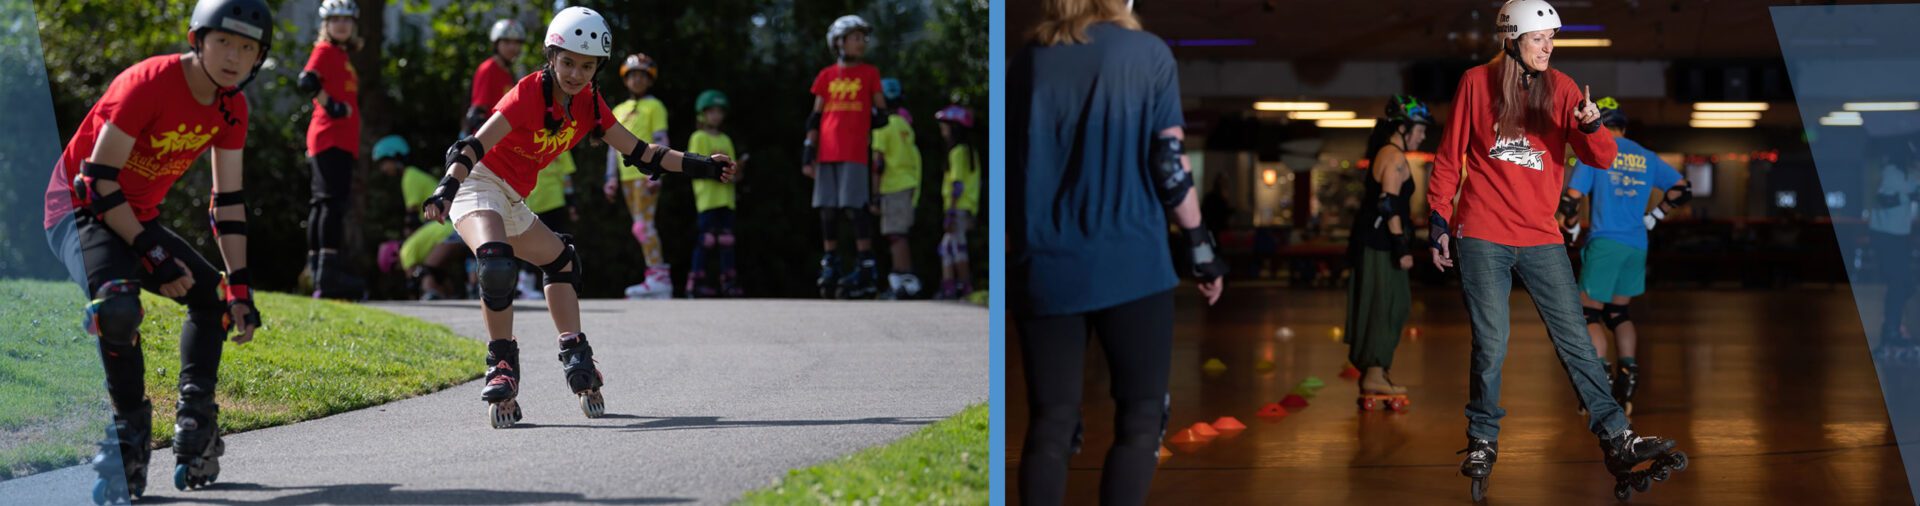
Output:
[696, 89, 730, 113]
[373, 135, 409, 162]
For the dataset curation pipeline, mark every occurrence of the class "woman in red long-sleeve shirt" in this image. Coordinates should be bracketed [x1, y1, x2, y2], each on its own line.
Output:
[1430, 1, 1686, 500]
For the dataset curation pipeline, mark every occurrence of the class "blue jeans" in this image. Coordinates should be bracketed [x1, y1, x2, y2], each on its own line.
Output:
[1457, 237, 1628, 441]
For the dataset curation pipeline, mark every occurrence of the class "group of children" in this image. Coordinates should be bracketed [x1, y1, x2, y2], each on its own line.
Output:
[49, 2, 971, 502]
[375, 14, 982, 302]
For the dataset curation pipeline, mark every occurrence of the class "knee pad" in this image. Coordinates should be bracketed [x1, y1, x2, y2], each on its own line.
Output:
[1583, 306, 1604, 326]
[476, 242, 518, 311]
[540, 238, 580, 289]
[848, 208, 873, 239]
[86, 280, 144, 347]
[1602, 303, 1631, 330]
[819, 208, 839, 238]
[937, 235, 956, 264]
[717, 232, 735, 247]
[701, 233, 718, 248]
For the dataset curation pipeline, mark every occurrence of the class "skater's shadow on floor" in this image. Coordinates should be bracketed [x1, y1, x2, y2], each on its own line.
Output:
[137, 482, 693, 505]
[511, 414, 940, 432]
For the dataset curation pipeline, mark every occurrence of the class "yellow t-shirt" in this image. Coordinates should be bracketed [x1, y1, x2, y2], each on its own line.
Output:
[400, 166, 436, 210]
[525, 150, 576, 214]
[612, 96, 669, 182]
[872, 114, 921, 200]
[689, 130, 736, 212]
[944, 145, 980, 215]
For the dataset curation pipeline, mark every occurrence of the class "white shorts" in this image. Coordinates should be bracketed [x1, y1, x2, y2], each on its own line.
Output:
[449, 164, 538, 237]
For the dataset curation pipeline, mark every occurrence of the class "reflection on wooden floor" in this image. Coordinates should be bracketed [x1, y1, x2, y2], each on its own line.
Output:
[1009, 286, 1914, 504]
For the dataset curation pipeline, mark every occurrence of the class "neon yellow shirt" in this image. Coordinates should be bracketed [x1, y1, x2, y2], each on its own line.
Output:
[944, 145, 980, 214]
[872, 114, 921, 200]
[400, 166, 436, 210]
[611, 96, 669, 182]
[526, 150, 576, 214]
[689, 130, 736, 212]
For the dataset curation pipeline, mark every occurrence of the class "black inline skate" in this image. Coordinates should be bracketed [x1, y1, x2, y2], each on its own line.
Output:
[91, 400, 152, 504]
[481, 339, 522, 429]
[557, 333, 604, 418]
[1601, 428, 1688, 501]
[171, 385, 224, 491]
[1457, 438, 1497, 501]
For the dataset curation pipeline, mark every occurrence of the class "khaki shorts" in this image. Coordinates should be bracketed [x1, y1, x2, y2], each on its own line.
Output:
[879, 190, 915, 235]
[449, 164, 538, 237]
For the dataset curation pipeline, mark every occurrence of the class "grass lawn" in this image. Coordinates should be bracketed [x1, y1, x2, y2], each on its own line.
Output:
[739, 403, 989, 505]
[0, 278, 481, 479]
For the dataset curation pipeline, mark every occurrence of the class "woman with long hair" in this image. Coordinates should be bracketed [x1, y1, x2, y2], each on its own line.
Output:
[1427, 1, 1686, 500]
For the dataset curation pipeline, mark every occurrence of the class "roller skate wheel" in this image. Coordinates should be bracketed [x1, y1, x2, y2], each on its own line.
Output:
[92, 479, 109, 505]
[1469, 477, 1487, 501]
[1631, 474, 1650, 492]
[1669, 451, 1688, 471]
[580, 391, 605, 418]
[1653, 468, 1670, 482]
[1358, 397, 1375, 411]
[1389, 398, 1409, 412]
[489, 401, 517, 429]
[173, 464, 189, 490]
[1615, 482, 1631, 501]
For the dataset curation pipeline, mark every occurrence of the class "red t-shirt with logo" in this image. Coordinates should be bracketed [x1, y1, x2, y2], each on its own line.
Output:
[304, 40, 359, 157]
[44, 54, 249, 229]
[1427, 65, 1617, 247]
[810, 63, 881, 163]
[471, 56, 516, 110]
[484, 72, 614, 198]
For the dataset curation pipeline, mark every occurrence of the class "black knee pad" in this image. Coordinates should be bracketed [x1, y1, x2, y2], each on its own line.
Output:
[86, 280, 143, 346]
[1602, 303, 1631, 330]
[819, 208, 839, 238]
[476, 242, 518, 311]
[847, 207, 873, 239]
[540, 238, 580, 288]
[1583, 305, 1604, 326]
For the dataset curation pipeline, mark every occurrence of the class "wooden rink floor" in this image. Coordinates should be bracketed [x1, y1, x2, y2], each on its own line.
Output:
[1008, 285, 1915, 505]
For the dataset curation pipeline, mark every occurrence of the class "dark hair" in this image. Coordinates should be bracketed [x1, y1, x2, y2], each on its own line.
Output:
[540, 47, 606, 140]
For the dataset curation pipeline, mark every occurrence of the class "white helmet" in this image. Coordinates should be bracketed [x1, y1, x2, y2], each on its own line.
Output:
[490, 19, 526, 43]
[317, 0, 357, 18]
[545, 6, 612, 58]
[826, 15, 872, 55]
[1497, 0, 1561, 40]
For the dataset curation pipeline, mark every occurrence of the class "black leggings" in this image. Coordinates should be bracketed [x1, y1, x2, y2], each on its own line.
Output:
[76, 214, 228, 415]
[308, 148, 354, 252]
[1017, 289, 1174, 506]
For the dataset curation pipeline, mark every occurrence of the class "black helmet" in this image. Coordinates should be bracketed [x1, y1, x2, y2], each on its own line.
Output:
[1384, 94, 1434, 126]
[189, 0, 274, 90]
[1595, 96, 1628, 128]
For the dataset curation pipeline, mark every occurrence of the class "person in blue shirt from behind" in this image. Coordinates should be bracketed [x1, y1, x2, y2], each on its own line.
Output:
[1559, 97, 1691, 416]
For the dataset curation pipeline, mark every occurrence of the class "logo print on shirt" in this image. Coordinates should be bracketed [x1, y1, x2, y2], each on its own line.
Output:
[1489, 135, 1544, 171]
[828, 78, 863, 101]
[533, 123, 578, 155]
[151, 124, 217, 157]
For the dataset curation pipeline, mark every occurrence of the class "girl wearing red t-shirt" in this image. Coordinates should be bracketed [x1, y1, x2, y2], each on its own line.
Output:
[419, 7, 734, 429]
[298, 0, 366, 299]
[467, 18, 526, 135]
[40, 0, 273, 499]
[1431, 1, 1685, 500]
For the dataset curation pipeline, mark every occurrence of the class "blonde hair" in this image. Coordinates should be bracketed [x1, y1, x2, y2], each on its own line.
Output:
[1031, 0, 1141, 46]
[317, 17, 364, 52]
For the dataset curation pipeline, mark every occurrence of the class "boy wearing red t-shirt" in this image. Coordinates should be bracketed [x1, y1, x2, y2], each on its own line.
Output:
[420, 7, 734, 429]
[41, 0, 273, 499]
[804, 14, 892, 299]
